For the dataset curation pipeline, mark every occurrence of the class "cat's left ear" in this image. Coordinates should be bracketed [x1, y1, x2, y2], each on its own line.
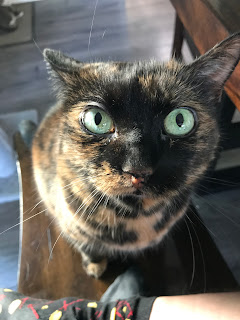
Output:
[187, 33, 240, 98]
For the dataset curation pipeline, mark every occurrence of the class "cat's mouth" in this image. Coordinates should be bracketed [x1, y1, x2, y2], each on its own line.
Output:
[116, 185, 149, 198]
[131, 189, 145, 198]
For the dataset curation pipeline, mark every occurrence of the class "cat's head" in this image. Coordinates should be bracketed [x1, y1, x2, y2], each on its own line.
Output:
[44, 33, 240, 202]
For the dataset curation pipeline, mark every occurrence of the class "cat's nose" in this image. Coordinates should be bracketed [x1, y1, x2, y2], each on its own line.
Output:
[122, 167, 153, 189]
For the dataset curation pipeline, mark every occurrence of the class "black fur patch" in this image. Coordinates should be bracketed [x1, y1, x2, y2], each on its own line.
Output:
[153, 210, 172, 232]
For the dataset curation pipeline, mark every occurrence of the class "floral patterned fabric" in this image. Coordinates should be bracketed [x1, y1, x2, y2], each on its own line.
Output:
[0, 289, 155, 320]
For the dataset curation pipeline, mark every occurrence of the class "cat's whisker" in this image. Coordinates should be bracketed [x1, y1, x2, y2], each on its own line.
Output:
[84, 188, 111, 225]
[184, 218, 195, 289]
[62, 183, 91, 204]
[79, 189, 100, 216]
[205, 176, 240, 185]
[27, 198, 45, 215]
[86, 189, 109, 222]
[95, 195, 111, 230]
[10, 188, 47, 219]
[201, 177, 240, 187]
[0, 182, 81, 237]
[29, 176, 88, 214]
[119, 207, 129, 223]
[87, 192, 105, 218]
[0, 208, 48, 236]
[32, 38, 44, 57]
[88, 0, 99, 53]
[6, 178, 92, 236]
[187, 204, 218, 239]
[193, 192, 240, 227]
[73, 188, 100, 223]
[166, 184, 218, 239]
[117, 206, 125, 223]
[93, 193, 110, 228]
[194, 184, 240, 211]
[51, 176, 89, 191]
[186, 214, 207, 293]
[48, 230, 64, 264]
[195, 185, 227, 200]
[103, 194, 110, 210]
[35, 216, 57, 252]
[16, 197, 45, 219]
[176, 187, 219, 238]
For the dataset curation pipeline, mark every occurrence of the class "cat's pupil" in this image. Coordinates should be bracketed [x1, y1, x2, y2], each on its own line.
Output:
[95, 112, 102, 125]
[176, 113, 184, 127]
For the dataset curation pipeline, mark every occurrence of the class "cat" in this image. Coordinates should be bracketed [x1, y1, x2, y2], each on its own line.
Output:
[32, 33, 240, 278]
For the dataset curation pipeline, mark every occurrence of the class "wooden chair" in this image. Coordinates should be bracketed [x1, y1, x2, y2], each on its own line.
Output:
[170, 0, 240, 109]
[170, 1, 240, 194]
[14, 126, 239, 301]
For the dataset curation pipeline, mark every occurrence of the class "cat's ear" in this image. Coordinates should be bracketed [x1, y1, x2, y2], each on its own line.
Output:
[43, 48, 82, 74]
[188, 33, 240, 97]
[43, 49, 83, 94]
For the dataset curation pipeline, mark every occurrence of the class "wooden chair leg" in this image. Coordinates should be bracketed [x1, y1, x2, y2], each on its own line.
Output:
[171, 13, 184, 60]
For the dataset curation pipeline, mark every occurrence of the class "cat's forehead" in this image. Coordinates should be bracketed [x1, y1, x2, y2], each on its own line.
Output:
[90, 59, 183, 80]
[63, 59, 207, 115]
[88, 60, 199, 110]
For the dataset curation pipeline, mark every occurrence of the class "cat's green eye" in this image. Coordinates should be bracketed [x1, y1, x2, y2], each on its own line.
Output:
[82, 108, 114, 134]
[164, 108, 196, 137]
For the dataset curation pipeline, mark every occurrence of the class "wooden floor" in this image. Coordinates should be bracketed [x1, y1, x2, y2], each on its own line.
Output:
[0, 0, 240, 292]
[0, 0, 175, 121]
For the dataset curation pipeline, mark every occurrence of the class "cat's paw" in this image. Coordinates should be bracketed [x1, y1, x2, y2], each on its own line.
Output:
[83, 258, 108, 279]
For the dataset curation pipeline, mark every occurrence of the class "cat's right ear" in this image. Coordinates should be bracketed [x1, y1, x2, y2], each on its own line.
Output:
[43, 49, 83, 93]
[43, 48, 82, 73]
[189, 33, 240, 98]
[187, 33, 240, 100]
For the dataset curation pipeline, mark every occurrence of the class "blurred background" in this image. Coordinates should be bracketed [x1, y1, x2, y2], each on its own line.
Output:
[0, 0, 239, 292]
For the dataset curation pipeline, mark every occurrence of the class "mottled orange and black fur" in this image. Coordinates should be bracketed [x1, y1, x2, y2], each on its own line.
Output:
[32, 33, 240, 278]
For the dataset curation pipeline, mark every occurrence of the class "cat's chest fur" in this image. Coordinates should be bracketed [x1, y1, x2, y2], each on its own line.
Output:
[56, 183, 188, 253]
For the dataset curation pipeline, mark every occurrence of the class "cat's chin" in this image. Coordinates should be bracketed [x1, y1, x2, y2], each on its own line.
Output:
[131, 189, 145, 197]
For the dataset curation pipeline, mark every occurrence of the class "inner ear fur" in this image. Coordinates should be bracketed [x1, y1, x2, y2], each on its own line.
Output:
[187, 33, 240, 92]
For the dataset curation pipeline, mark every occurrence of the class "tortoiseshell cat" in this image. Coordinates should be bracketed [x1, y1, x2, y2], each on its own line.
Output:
[32, 33, 240, 278]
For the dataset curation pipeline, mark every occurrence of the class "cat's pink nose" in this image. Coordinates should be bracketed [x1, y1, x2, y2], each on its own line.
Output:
[122, 166, 153, 188]
[131, 176, 145, 189]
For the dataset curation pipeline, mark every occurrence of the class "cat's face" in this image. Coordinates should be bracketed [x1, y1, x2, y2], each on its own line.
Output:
[58, 61, 219, 200]
[44, 33, 240, 201]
